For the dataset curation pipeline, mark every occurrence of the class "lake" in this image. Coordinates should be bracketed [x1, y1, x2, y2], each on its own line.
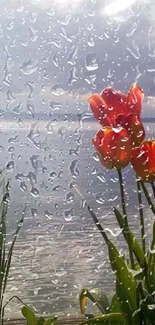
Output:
[1, 119, 155, 318]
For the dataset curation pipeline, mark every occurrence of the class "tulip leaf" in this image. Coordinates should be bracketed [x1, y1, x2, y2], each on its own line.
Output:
[114, 208, 145, 268]
[110, 294, 121, 313]
[36, 317, 45, 325]
[79, 288, 110, 314]
[21, 306, 36, 325]
[43, 317, 57, 325]
[116, 279, 136, 325]
[78, 313, 125, 325]
[146, 305, 155, 325]
[147, 221, 155, 294]
[107, 240, 138, 314]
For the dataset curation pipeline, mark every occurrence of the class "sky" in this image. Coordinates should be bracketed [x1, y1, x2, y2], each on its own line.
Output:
[0, 0, 155, 117]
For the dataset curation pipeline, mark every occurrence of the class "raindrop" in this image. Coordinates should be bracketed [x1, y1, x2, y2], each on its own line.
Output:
[31, 208, 38, 217]
[52, 54, 59, 67]
[6, 161, 14, 171]
[67, 67, 78, 85]
[69, 181, 77, 189]
[50, 171, 57, 178]
[20, 59, 38, 75]
[97, 172, 106, 183]
[27, 172, 37, 186]
[58, 127, 66, 138]
[92, 152, 99, 161]
[56, 269, 67, 277]
[51, 84, 65, 96]
[12, 102, 23, 115]
[96, 193, 105, 204]
[30, 187, 39, 197]
[52, 185, 60, 191]
[8, 135, 19, 143]
[8, 146, 14, 153]
[45, 210, 53, 219]
[69, 159, 79, 178]
[85, 53, 98, 71]
[58, 171, 63, 178]
[46, 121, 54, 134]
[66, 192, 74, 203]
[20, 181, 27, 192]
[87, 34, 95, 47]
[64, 208, 74, 221]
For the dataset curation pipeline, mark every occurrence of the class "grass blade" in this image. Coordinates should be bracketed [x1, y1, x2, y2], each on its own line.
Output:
[2, 215, 24, 297]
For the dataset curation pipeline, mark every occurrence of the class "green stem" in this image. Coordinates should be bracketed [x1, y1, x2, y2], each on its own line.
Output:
[140, 181, 155, 216]
[117, 169, 128, 227]
[136, 179, 146, 254]
[117, 169, 135, 269]
[151, 181, 155, 198]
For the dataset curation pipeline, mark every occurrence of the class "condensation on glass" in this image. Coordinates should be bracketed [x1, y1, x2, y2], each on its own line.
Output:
[0, 0, 154, 318]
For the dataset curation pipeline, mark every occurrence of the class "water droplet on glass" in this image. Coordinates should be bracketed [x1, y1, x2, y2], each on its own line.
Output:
[52, 185, 60, 192]
[52, 54, 59, 67]
[31, 208, 38, 217]
[50, 171, 57, 179]
[69, 159, 79, 178]
[92, 152, 99, 161]
[87, 34, 95, 47]
[30, 187, 39, 197]
[85, 53, 98, 71]
[66, 192, 74, 203]
[6, 161, 14, 171]
[8, 135, 19, 143]
[20, 59, 38, 75]
[51, 84, 65, 96]
[97, 172, 106, 183]
[8, 146, 14, 153]
[45, 210, 53, 219]
[20, 181, 27, 192]
[64, 208, 74, 221]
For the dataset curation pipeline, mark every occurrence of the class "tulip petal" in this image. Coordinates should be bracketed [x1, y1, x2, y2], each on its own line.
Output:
[92, 127, 131, 170]
[131, 141, 155, 182]
[88, 93, 111, 126]
[100, 87, 128, 125]
[127, 84, 144, 117]
[122, 114, 145, 147]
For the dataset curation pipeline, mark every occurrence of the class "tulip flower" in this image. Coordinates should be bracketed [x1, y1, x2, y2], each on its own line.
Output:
[92, 126, 132, 170]
[131, 140, 155, 181]
[88, 84, 145, 147]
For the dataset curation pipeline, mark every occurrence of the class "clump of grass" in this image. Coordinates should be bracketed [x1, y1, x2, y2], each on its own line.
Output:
[0, 180, 24, 325]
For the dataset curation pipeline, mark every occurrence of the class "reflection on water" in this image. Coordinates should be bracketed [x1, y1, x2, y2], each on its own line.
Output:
[1, 120, 155, 318]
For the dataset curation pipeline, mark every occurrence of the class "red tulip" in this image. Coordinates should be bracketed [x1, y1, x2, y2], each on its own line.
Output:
[92, 126, 132, 170]
[88, 84, 145, 147]
[131, 140, 155, 181]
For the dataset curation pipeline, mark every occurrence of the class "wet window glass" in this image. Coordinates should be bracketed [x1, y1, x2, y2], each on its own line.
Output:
[1, 0, 155, 319]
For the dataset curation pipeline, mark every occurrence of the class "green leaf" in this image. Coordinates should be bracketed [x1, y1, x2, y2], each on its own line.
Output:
[43, 317, 57, 325]
[2, 215, 24, 297]
[21, 306, 36, 325]
[0, 181, 9, 288]
[147, 221, 155, 294]
[110, 294, 121, 313]
[79, 288, 109, 314]
[116, 279, 133, 325]
[137, 282, 154, 305]
[146, 305, 155, 325]
[107, 240, 138, 314]
[78, 313, 125, 325]
[114, 208, 145, 268]
[36, 317, 45, 325]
